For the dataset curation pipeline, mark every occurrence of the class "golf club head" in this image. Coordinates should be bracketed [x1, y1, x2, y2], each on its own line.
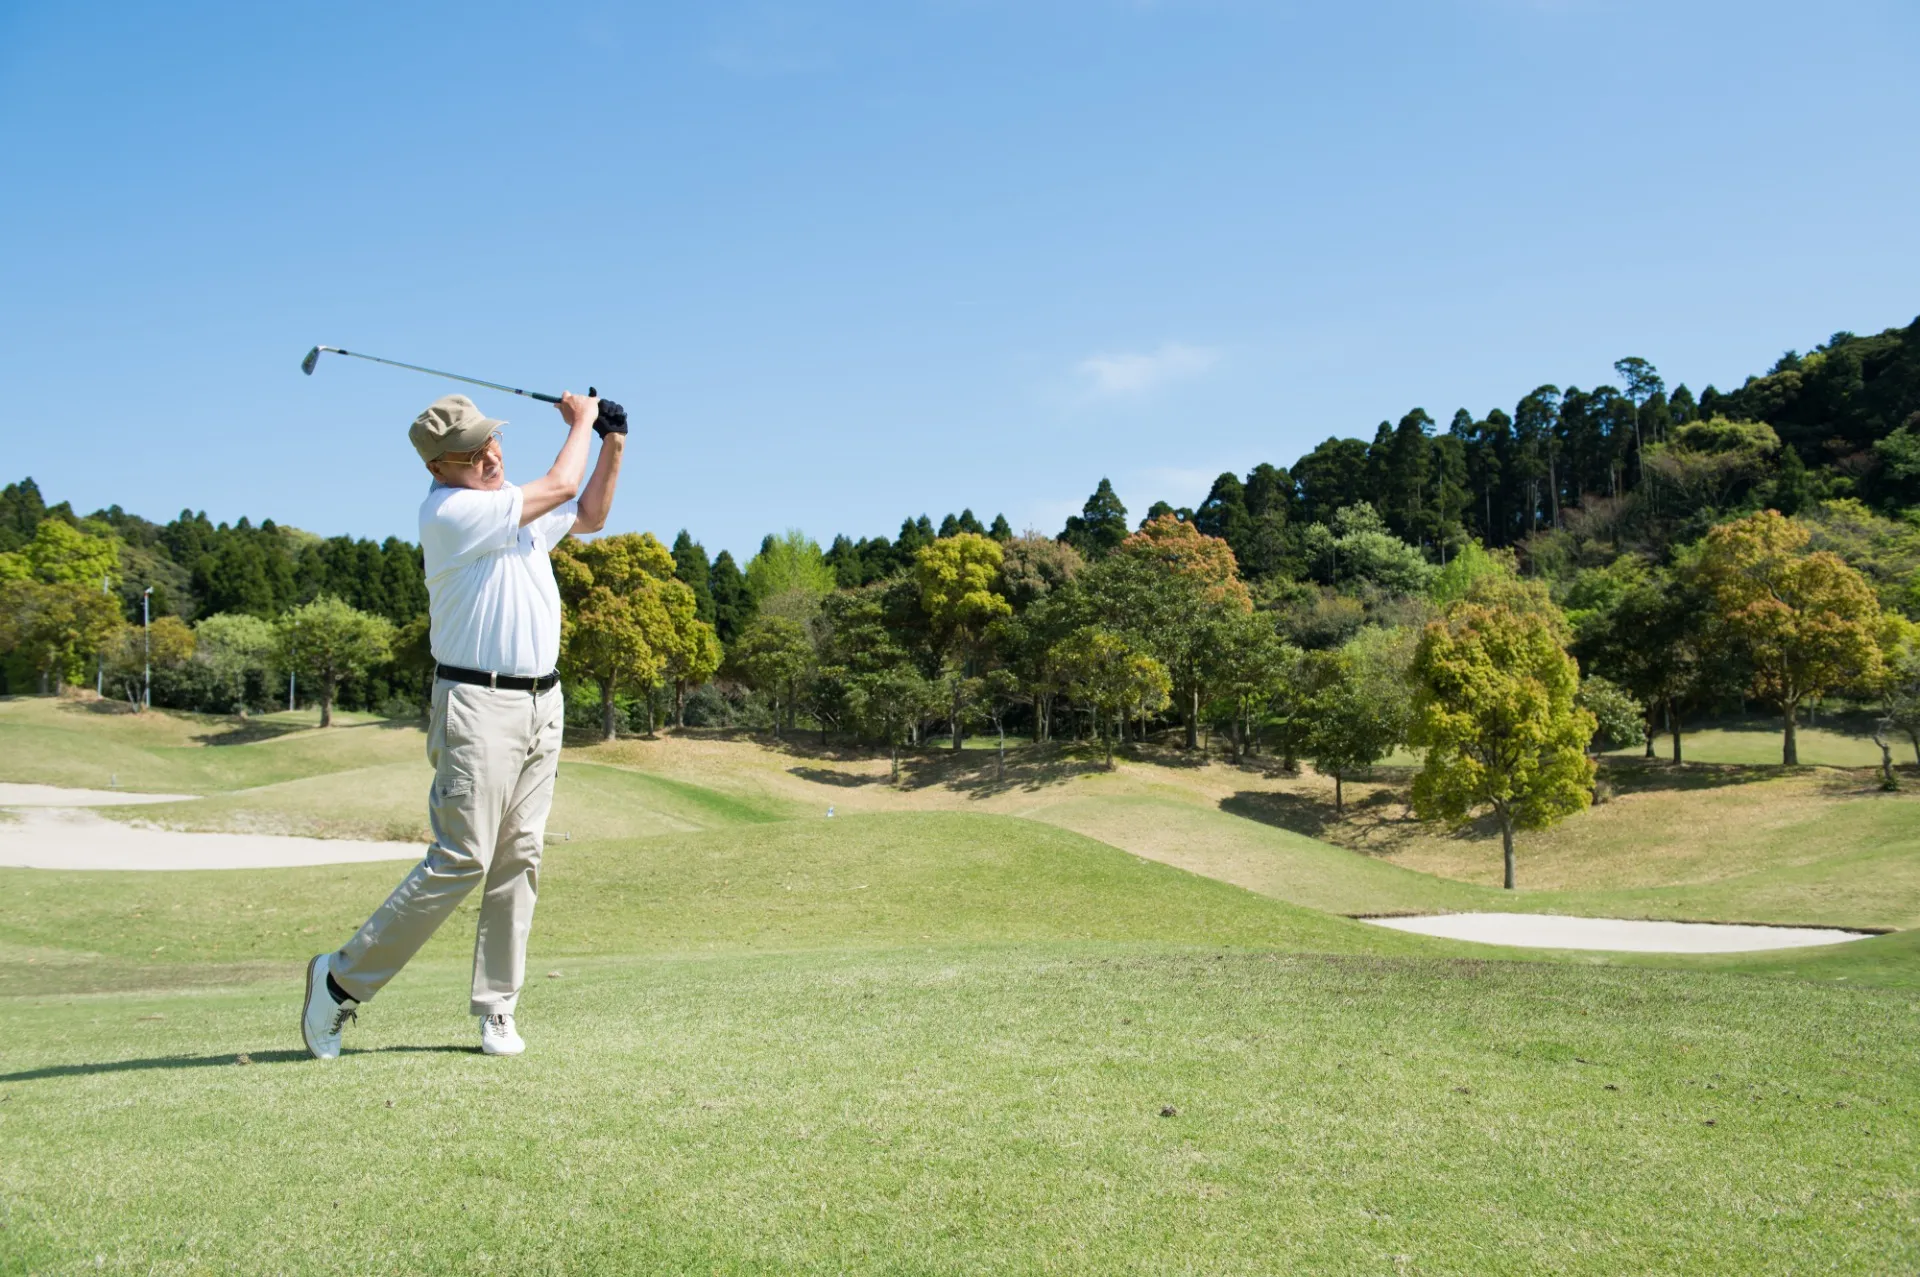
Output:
[300, 347, 321, 376]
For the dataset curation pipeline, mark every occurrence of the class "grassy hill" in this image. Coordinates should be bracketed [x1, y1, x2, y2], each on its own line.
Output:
[2, 694, 1916, 1270]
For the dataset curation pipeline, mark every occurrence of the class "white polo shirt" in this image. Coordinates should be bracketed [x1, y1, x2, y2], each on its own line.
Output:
[419, 482, 578, 678]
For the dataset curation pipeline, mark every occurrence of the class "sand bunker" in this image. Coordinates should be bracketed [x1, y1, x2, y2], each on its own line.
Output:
[0, 804, 423, 871]
[1364, 912, 1874, 953]
[0, 782, 197, 807]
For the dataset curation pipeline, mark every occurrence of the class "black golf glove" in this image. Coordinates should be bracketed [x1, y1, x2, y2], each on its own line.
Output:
[593, 398, 628, 439]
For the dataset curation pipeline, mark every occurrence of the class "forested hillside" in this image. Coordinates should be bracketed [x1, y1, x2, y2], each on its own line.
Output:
[4, 315, 1918, 771]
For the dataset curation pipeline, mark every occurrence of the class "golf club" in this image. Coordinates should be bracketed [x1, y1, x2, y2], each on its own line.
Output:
[301, 345, 595, 404]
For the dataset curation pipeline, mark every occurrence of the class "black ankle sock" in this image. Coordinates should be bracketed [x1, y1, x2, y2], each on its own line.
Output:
[326, 971, 355, 1005]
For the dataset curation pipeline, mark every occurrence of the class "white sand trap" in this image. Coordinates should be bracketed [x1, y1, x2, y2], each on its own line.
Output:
[0, 782, 197, 807]
[0, 806, 424, 871]
[1365, 912, 1874, 953]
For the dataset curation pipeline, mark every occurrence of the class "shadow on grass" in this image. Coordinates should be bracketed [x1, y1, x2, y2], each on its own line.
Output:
[1223, 787, 1425, 854]
[897, 743, 1114, 797]
[1597, 759, 1789, 795]
[789, 766, 885, 788]
[0, 1043, 477, 1083]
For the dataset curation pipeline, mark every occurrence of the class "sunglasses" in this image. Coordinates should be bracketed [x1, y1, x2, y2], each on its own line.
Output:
[437, 431, 504, 468]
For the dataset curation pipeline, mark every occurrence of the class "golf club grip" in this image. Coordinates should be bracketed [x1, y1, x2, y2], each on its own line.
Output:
[530, 392, 562, 404]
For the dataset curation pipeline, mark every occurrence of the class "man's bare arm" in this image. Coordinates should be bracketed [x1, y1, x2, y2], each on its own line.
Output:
[519, 392, 598, 526]
[572, 432, 624, 535]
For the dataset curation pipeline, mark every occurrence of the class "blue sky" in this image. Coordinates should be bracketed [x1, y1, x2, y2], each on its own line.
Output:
[2, 1, 1916, 561]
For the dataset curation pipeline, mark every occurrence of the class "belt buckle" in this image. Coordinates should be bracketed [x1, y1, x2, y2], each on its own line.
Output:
[488, 670, 498, 690]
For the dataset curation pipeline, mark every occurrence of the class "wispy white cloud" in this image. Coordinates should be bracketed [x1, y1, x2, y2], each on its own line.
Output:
[1074, 342, 1220, 398]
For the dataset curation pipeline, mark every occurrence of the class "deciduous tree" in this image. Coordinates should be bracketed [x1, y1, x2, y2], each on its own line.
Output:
[732, 615, 814, 738]
[552, 533, 688, 741]
[1303, 626, 1413, 812]
[274, 595, 395, 727]
[1409, 602, 1597, 889]
[0, 580, 124, 693]
[1055, 627, 1170, 768]
[1695, 510, 1883, 764]
[915, 532, 1012, 751]
[1099, 514, 1253, 749]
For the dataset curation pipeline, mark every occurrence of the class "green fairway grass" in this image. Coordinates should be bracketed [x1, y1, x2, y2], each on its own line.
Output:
[1018, 793, 1493, 916]
[2, 947, 1913, 1273]
[0, 696, 422, 794]
[0, 813, 1434, 999]
[102, 757, 796, 843]
[5, 697, 1918, 1270]
[1608, 718, 1893, 768]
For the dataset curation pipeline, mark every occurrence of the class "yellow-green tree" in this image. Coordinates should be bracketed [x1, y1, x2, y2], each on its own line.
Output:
[105, 615, 194, 709]
[1695, 510, 1883, 764]
[915, 532, 1012, 751]
[274, 596, 395, 727]
[0, 519, 120, 586]
[552, 533, 688, 741]
[1409, 602, 1596, 889]
[1055, 626, 1171, 769]
[0, 579, 124, 693]
[666, 618, 724, 729]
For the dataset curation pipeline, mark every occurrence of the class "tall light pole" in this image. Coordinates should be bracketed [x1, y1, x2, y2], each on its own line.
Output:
[96, 574, 110, 695]
[288, 622, 297, 713]
[142, 587, 152, 710]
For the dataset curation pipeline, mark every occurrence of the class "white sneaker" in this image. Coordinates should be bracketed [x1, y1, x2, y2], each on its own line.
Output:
[480, 1011, 525, 1056]
[301, 954, 357, 1060]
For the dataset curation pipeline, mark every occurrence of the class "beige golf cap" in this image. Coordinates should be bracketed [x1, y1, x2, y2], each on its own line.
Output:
[410, 394, 505, 462]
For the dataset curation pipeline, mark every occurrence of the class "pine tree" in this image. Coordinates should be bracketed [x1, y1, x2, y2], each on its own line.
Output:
[708, 550, 751, 645]
[1061, 478, 1129, 559]
[671, 530, 717, 624]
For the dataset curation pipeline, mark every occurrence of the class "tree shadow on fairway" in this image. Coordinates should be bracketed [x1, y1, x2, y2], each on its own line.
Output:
[0, 1043, 476, 1083]
[1597, 759, 1790, 795]
[1223, 787, 1424, 854]
[787, 766, 885, 788]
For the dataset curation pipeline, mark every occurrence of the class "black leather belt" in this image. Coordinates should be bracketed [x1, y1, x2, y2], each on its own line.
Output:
[436, 663, 561, 692]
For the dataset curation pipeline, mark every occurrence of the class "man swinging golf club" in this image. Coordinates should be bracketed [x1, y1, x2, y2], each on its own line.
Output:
[301, 388, 625, 1058]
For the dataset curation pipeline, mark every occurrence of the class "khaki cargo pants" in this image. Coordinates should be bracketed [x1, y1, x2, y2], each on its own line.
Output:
[330, 678, 564, 1015]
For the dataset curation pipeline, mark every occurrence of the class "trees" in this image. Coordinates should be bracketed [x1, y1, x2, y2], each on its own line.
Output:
[745, 529, 837, 608]
[1208, 610, 1291, 762]
[1614, 357, 1666, 457]
[1303, 504, 1434, 595]
[1641, 418, 1780, 517]
[915, 532, 1012, 751]
[189, 612, 280, 711]
[1060, 478, 1129, 560]
[104, 615, 194, 709]
[1571, 559, 1731, 763]
[733, 615, 814, 737]
[274, 596, 395, 727]
[997, 534, 1082, 609]
[551, 533, 689, 741]
[1576, 676, 1645, 753]
[0, 580, 124, 693]
[665, 620, 723, 729]
[845, 665, 943, 782]
[1695, 511, 1883, 764]
[1054, 627, 1170, 768]
[1303, 626, 1413, 812]
[1408, 602, 1596, 890]
[670, 531, 716, 626]
[1879, 619, 1920, 765]
[708, 550, 752, 644]
[1092, 515, 1253, 750]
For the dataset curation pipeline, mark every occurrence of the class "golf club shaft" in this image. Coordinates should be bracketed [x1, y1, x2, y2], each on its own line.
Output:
[321, 347, 562, 404]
